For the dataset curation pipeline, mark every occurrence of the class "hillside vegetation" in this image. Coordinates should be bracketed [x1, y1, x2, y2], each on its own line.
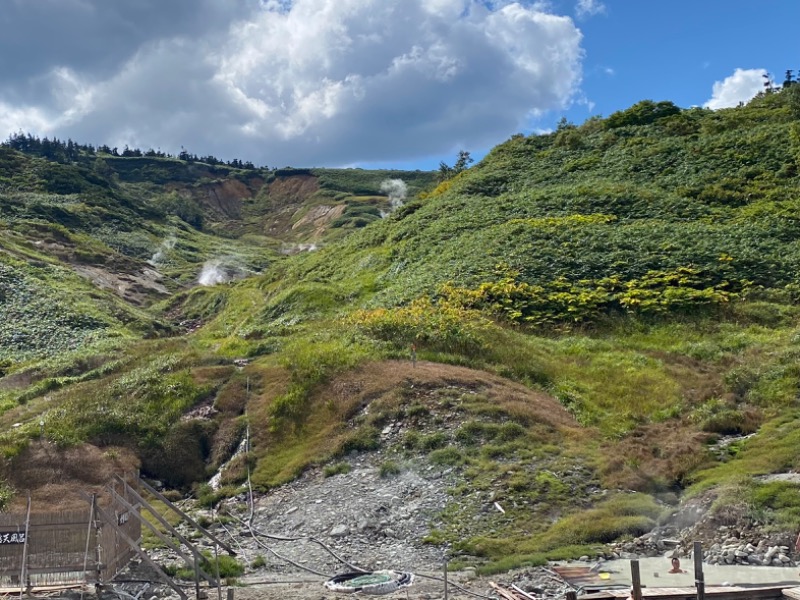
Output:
[3, 86, 800, 572]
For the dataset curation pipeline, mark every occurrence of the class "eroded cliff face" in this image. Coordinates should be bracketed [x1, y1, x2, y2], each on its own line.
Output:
[189, 173, 332, 241]
[197, 178, 259, 219]
[267, 174, 319, 208]
[176, 175, 265, 220]
[258, 174, 345, 242]
[290, 204, 347, 238]
[164, 172, 380, 245]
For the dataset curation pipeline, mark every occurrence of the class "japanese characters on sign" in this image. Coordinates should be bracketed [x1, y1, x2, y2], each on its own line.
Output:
[0, 532, 26, 544]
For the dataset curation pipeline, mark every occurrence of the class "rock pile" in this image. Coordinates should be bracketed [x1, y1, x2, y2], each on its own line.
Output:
[704, 537, 794, 566]
[609, 524, 797, 567]
[508, 568, 574, 598]
[609, 525, 683, 559]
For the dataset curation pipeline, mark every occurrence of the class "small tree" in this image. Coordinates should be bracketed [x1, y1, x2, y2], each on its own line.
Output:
[606, 100, 680, 128]
[439, 150, 473, 181]
[453, 150, 474, 173]
[763, 72, 776, 94]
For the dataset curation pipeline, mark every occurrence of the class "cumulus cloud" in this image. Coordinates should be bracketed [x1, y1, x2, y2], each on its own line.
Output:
[0, 0, 584, 166]
[704, 68, 766, 110]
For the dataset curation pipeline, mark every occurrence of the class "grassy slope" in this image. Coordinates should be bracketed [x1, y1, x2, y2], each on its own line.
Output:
[202, 89, 800, 566]
[3, 89, 800, 571]
[0, 149, 440, 499]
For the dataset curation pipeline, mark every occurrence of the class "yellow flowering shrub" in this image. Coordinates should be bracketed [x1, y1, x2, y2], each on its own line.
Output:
[349, 297, 488, 354]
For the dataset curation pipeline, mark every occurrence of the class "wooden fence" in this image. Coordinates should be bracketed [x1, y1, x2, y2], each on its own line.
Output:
[0, 475, 141, 588]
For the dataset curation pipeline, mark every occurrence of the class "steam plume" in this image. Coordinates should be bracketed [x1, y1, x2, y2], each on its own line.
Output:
[199, 259, 229, 286]
[148, 235, 176, 266]
[380, 179, 408, 210]
[279, 243, 318, 255]
[198, 257, 251, 286]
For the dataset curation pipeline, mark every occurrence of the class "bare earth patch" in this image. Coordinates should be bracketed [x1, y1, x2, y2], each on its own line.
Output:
[3, 441, 139, 512]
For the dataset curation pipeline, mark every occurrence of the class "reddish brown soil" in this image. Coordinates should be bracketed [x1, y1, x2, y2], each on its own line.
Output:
[3, 441, 139, 512]
[267, 175, 319, 208]
[602, 420, 712, 491]
[323, 359, 579, 431]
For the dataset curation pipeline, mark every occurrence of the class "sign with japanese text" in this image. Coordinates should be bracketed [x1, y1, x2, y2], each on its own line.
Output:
[0, 532, 25, 544]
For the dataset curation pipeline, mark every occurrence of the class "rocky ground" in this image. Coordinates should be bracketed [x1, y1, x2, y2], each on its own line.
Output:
[231, 457, 453, 574]
[136, 451, 574, 600]
[109, 446, 800, 600]
[608, 490, 798, 568]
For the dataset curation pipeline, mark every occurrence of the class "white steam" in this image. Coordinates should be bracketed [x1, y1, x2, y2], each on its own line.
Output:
[148, 235, 176, 266]
[199, 260, 229, 286]
[198, 257, 251, 286]
[279, 243, 319, 255]
[380, 179, 408, 211]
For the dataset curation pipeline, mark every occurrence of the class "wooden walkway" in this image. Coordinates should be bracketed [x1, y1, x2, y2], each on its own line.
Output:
[0, 583, 84, 596]
[580, 585, 796, 600]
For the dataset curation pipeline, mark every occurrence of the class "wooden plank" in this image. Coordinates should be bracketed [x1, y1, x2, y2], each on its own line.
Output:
[512, 584, 537, 600]
[106, 485, 217, 588]
[489, 582, 519, 600]
[0, 583, 84, 594]
[579, 587, 788, 600]
[3, 566, 87, 575]
[137, 478, 236, 556]
[118, 476, 215, 598]
[83, 494, 187, 600]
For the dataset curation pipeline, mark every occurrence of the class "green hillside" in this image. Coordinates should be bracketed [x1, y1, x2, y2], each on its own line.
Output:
[3, 86, 800, 572]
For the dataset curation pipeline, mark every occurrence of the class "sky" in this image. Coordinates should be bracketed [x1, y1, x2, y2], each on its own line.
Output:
[0, 0, 798, 170]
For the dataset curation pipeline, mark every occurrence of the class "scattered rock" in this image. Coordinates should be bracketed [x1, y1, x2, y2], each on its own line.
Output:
[329, 524, 350, 538]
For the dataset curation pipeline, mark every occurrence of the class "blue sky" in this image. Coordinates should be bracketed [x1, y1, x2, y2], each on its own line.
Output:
[0, 0, 797, 170]
[565, 1, 799, 124]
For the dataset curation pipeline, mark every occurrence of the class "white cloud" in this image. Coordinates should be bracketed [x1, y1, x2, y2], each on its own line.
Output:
[704, 68, 766, 110]
[0, 67, 95, 135]
[575, 0, 605, 18]
[0, 103, 52, 138]
[0, 0, 584, 166]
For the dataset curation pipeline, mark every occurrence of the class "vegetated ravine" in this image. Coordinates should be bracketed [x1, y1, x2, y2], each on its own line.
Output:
[2, 86, 800, 574]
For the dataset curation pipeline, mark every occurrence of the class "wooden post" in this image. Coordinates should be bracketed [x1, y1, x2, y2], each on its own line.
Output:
[226, 589, 234, 600]
[93, 495, 103, 589]
[83, 495, 188, 600]
[111, 481, 217, 587]
[245, 394, 254, 529]
[566, 591, 577, 600]
[694, 541, 705, 600]
[82, 497, 96, 584]
[118, 478, 196, 550]
[214, 542, 222, 583]
[630, 559, 642, 600]
[443, 560, 448, 600]
[137, 478, 236, 555]
[19, 494, 31, 598]
[194, 557, 201, 600]
[214, 543, 222, 600]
